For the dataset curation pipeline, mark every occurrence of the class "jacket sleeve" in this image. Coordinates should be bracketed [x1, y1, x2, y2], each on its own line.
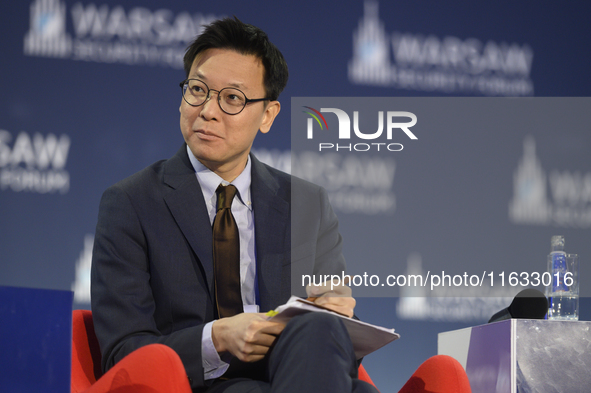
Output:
[91, 184, 208, 390]
[290, 178, 347, 296]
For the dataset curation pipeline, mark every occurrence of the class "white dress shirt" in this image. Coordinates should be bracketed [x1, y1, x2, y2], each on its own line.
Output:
[186, 145, 258, 379]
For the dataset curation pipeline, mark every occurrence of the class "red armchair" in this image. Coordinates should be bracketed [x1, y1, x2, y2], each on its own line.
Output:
[72, 310, 469, 392]
[71, 310, 378, 392]
[71, 309, 192, 393]
[398, 354, 471, 393]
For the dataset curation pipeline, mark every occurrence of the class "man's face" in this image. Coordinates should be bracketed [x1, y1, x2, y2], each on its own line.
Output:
[180, 48, 280, 181]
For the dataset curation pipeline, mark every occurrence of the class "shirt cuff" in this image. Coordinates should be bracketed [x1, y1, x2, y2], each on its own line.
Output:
[201, 321, 230, 380]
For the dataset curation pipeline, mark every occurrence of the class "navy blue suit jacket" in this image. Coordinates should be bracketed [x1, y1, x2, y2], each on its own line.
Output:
[91, 145, 345, 390]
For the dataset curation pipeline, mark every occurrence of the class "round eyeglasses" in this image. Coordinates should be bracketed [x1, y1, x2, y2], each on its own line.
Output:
[179, 79, 270, 115]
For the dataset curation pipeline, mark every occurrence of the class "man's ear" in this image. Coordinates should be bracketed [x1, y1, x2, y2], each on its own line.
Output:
[259, 101, 281, 134]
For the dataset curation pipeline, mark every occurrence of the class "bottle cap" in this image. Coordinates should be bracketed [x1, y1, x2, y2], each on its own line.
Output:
[551, 235, 565, 250]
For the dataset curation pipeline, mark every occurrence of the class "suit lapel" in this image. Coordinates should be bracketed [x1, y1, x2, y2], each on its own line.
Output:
[251, 155, 290, 311]
[162, 146, 215, 300]
[159, 148, 290, 311]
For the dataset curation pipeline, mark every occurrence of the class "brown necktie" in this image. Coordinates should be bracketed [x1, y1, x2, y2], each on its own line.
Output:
[212, 184, 243, 318]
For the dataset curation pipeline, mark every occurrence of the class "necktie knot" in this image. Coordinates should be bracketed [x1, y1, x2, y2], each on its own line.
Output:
[216, 184, 237, 211]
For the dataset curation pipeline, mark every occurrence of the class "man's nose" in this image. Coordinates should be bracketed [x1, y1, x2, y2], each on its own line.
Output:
[200, 90, 222, 117]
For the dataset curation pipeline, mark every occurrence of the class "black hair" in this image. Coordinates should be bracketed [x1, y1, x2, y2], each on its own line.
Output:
[183, 17, 289, 101]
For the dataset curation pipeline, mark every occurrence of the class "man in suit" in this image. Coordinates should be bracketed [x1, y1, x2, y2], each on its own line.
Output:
[91, 17, 374, 392]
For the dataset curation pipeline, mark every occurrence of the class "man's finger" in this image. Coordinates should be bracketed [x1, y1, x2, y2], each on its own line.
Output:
[306, 276, 352, 298]
[251, 323, 284, 344]
[307, 284, 352, 299]
[314, 296, 356, 318]
[251, 332, 282, 348]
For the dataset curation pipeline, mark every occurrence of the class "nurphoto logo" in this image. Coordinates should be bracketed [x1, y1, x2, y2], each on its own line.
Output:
[303, 106, 417, 152]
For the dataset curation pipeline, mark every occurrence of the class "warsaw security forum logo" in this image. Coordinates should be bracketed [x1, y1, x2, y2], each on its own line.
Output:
[348, 1, 534, 96]
[24, 0, 72, 58]
[23, 0, 221, 68]
[509, 136, 591, 228]
[72, 234, 94, 304]
[0, 130, 71, 194]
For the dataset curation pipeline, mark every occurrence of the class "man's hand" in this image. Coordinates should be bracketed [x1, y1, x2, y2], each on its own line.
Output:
[306, 281, 356, 318]
[211, 313, 285, 362]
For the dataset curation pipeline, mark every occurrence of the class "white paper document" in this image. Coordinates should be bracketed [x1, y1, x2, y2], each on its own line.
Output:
[267, 296, 400, 359]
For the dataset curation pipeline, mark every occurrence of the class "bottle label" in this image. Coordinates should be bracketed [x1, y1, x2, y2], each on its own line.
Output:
[551, 251, 568, 292]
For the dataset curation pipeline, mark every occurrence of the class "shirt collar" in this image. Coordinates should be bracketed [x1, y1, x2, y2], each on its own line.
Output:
[186, 145, 252, 210]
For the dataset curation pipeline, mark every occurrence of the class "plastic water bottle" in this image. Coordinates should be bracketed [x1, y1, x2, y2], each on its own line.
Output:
[547, 235, 571, 319]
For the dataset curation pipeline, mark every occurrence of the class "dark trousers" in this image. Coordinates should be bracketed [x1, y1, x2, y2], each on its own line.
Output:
[204, 312, 378, 393]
